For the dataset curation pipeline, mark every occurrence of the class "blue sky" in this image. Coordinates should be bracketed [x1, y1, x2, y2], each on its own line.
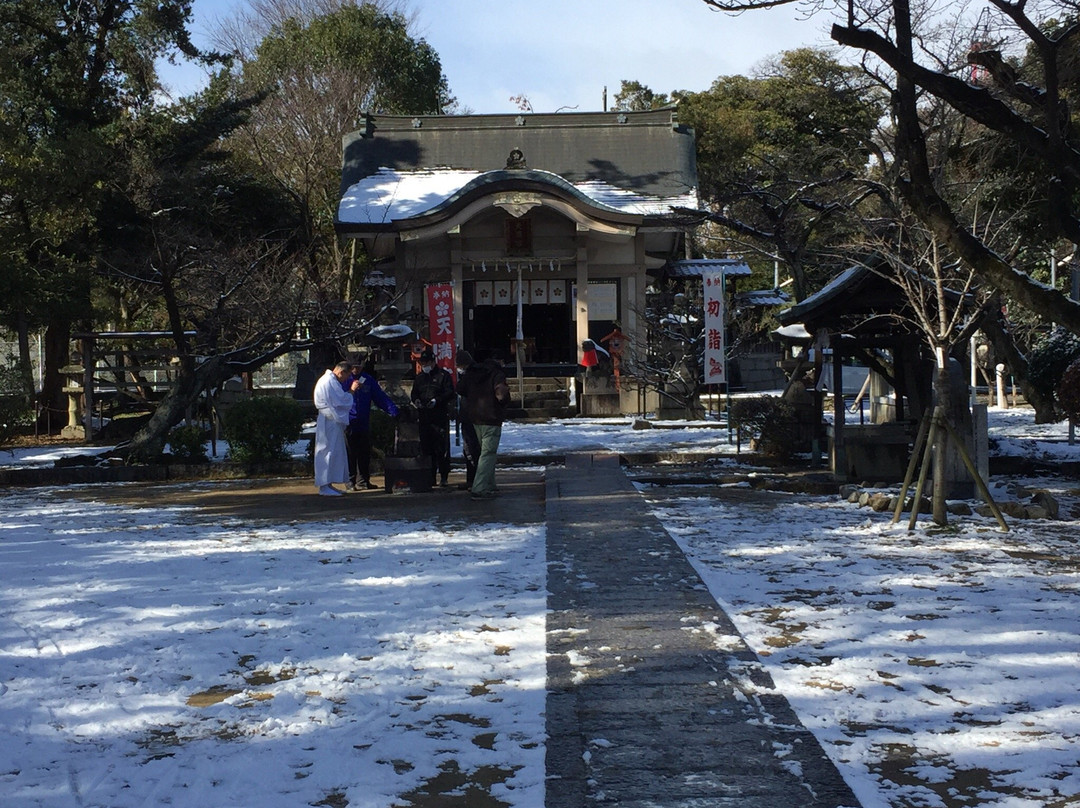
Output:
[161, 0, 830, 113]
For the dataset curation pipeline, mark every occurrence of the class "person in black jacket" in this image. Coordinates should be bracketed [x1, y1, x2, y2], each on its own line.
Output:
[455, 350, 510, 500]
[410, 349, 456, 487]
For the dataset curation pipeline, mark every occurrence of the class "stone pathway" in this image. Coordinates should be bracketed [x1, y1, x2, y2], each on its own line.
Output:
[544, 453, 862, 808]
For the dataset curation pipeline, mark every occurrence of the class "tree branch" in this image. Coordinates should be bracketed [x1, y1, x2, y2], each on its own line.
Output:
[831, 23, 1080, 186]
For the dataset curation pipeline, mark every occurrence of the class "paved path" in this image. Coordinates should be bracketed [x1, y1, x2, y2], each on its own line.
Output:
[545, 453, 861, 808]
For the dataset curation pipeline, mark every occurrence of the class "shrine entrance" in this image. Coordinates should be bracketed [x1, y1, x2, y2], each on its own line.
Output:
[463, 281, 574, 366]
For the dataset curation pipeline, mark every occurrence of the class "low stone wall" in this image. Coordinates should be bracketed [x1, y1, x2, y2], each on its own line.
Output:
[839, 481, 1061, 520]
[0, 459, 310, 488]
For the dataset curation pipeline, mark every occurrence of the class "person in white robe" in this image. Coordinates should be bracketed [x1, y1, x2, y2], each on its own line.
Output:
[313, 362, 358, 496]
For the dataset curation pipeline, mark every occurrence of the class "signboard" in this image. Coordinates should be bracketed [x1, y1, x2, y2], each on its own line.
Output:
[425, 283, 456, 373]
[587, 281, 618, 320]
[702, 270, 726, 383]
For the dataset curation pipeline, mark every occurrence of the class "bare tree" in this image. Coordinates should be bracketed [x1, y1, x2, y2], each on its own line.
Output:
[210, 0, 413, 60]
[697, 0, 1080, 337]
[209, 1, 450, 349]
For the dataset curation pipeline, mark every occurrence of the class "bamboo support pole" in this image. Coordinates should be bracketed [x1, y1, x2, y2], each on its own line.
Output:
[907, 409, 941, 532]
[892, 409, 932, 525]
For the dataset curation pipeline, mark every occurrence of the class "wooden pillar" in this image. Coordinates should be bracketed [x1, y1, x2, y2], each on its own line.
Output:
[894, 341, 907, 422]
[575, 225, 589, 359]
[831, 335, 846, 478]
[81, 335, 95, 438]
[449, 229, 464, 351]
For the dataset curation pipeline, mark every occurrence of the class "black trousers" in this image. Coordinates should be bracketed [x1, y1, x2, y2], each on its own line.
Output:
[418, 418, 451, 484]
[460, 420, 479, 487]
[346, 425, 373, 484]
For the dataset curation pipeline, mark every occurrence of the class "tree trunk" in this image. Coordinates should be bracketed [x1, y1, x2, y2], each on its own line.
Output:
[931, 358, 949, 526]
[14, 311, 35, 407]
[123, 355, 230, 463]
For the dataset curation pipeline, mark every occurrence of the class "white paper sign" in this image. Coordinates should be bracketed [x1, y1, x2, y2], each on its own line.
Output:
[587, 281, 618, 320]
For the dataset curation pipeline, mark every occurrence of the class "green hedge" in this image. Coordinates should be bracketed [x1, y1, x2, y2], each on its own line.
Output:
[223, 397, 305, 464]
[728, 395, 799, 459]
[0, 360, 33, 451]
[167, 424, 209, 463]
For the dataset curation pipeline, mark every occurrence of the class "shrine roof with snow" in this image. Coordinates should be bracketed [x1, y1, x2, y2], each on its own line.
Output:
[335, 108, 699, 231]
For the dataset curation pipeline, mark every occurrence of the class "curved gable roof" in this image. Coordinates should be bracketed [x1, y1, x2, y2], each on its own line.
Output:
[337, 109, 699, 233]
[337, 166, 697, 233]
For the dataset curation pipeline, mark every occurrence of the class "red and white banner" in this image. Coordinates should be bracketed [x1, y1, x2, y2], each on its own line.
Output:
[702, 271, 726, 383]
[426, 283, 457, 373]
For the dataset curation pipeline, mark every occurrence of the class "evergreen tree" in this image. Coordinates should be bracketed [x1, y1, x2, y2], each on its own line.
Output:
[223, 4, 451, 314]
[0, 0, 225, 427]
[674, 48, 886, 301]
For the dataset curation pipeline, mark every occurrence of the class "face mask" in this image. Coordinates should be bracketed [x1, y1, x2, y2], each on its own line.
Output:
[421, 364, 435, 373]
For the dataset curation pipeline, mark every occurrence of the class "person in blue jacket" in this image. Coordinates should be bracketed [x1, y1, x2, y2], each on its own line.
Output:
[343, 354, 399, 491]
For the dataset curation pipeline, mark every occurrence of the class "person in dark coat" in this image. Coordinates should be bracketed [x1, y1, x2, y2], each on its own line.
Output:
[455, 350, 510, 500]
[409, 348, 456, 487]
[455, 351, 481, 490]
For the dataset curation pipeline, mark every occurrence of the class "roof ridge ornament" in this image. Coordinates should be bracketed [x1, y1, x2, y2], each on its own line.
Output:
[505, 148, 527, 169]
[493, 191, 541, 218]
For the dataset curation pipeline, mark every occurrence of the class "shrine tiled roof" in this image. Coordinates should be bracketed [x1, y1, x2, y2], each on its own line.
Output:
[337, 166, 697, 226]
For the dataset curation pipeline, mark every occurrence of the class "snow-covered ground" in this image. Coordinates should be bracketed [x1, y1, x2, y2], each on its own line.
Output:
[1, 407, 1078, 807]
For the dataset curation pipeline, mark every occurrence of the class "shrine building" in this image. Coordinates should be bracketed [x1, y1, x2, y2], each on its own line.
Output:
[335, 108, 698, 407]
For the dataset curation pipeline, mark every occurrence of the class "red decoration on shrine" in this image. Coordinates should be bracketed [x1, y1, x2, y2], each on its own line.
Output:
[601, 327, 629, 391]
[579, 339, 599, 368]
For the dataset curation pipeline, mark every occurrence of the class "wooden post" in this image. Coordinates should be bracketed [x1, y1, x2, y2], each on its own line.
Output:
[831, 339, 845, 478]
[891, 409, 931, 525]
[82, 335, 95, 439]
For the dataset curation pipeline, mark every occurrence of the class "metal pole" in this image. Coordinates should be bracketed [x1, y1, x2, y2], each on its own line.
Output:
[1072, 258, 1080, 442]
[723, 270, 732, 442]
[516, 264, 524, 405]
[969, 335, 977, 408]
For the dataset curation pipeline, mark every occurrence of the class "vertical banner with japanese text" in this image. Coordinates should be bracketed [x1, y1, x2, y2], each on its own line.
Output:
[426, 283, 457, 376]
[702, 270, 726, 384]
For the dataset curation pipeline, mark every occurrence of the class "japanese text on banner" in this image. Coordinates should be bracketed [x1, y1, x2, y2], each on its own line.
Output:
[425, 283, 457, 375]
[702, 271, 725, 383]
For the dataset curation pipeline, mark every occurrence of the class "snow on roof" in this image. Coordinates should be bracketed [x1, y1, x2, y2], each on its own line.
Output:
[571, 180, 698, 215]
[337, 167, 697, 225]
[339, 168, 479, 225]
[773, 323, 813, 341]
[367, 324, 416, 340]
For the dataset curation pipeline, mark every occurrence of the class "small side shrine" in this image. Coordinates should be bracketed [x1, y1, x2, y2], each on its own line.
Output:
[775, 266, 937, 482]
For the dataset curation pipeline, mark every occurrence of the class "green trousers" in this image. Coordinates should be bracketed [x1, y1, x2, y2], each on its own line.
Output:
[471, 423, 502, 495]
